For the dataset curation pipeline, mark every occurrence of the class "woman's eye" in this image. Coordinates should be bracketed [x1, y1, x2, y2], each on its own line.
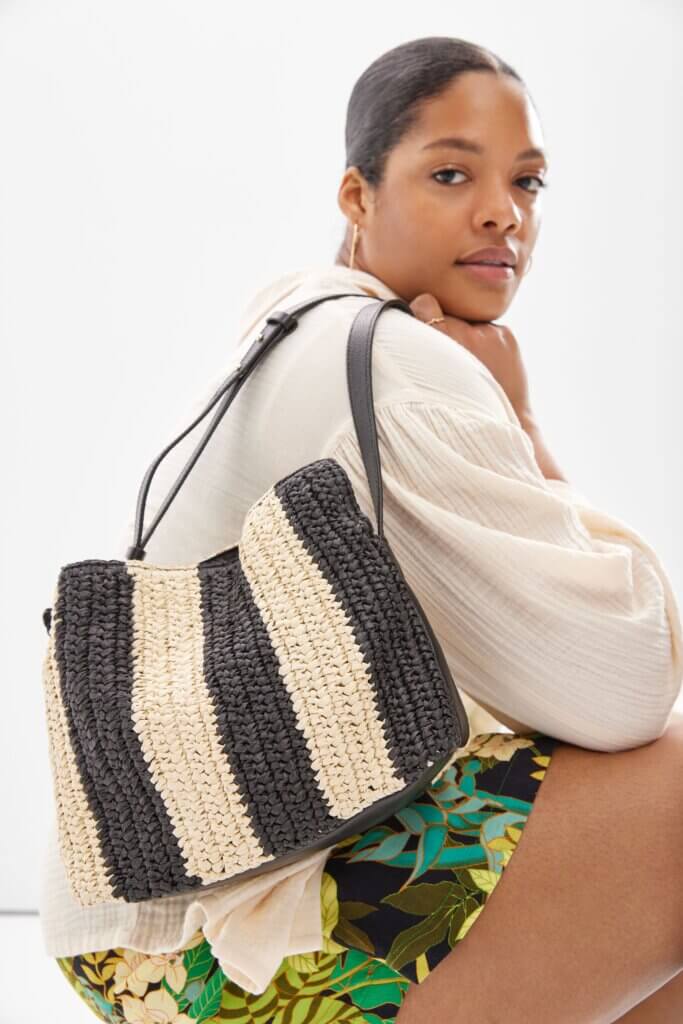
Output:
[517, 175, 548, 193]
[432, 168, 468, 186]
[432, 169, 548, 192]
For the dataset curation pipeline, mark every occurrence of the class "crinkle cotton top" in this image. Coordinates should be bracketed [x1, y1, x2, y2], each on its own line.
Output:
[39, 262, 683, 994]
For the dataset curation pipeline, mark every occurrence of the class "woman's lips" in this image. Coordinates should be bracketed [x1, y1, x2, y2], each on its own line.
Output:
[455, 262, 514, 283]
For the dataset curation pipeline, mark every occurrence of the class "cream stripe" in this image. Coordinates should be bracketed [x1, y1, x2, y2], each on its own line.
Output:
[240, 487, 406, 820]
[42, 596, 120, 907]
[126, 562, 271, 882]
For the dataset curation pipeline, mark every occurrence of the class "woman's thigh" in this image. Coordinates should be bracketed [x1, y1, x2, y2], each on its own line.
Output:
[396, 715, 683, 1024]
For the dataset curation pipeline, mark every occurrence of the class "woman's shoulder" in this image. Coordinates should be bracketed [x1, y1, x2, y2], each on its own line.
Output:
[235, 264, 385, 339]
[235, 263, 514, 426]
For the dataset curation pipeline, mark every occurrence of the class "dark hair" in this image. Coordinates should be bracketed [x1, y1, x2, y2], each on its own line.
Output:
[343, 36, 529, 192]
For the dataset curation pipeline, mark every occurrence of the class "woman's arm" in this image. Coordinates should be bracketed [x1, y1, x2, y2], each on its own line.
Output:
[477, 414, 568, 732]
[326, 399, 683, 751]
[515, 405, 568, 484]
[409, 293, 568, 486]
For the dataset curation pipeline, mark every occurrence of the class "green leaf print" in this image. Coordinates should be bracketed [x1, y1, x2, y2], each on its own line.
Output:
[187, 966, 225, 1021]
[333, 915, 376, 956]
[442, 813, 482, 831]
[394, 806, 426, 834]
[174, 979, 199, 1005]
[329, 949, 408, 1011]
[453, 903, 484, 942]
[381, 879, 461, 917]
[290, 953, 343, 997]
[349, 827, 394, 853]
[394, 802, 444, 832]
[217, 978, 281, 1024]
[272, 993, 365, 1023]
[449, 797, 487, 814]
[455, 866, 484, 892]
[266, 949, 343, 1004]
[383, 905, 451, 971]
[401, 824, 448, 886]
[340, 900, 376, 921]
[321, 871, 341, 940]
[459, 773, 475, 796]
[468, 869, 500, 894]
[430, 778, 466, 802]
[184, 938, 217, 985]
[383, 879, 481, 971]
[348, 831, 410, 863]
[447, 903, 469, 946]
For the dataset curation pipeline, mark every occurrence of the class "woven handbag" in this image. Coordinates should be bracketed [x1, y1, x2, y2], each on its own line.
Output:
[41, 291, 471, 908]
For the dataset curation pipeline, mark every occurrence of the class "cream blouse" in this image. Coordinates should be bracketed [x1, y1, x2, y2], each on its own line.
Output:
[39, 262, 683, 994]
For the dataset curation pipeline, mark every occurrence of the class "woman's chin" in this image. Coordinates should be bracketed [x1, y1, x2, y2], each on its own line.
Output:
[442, 297, 510, 323]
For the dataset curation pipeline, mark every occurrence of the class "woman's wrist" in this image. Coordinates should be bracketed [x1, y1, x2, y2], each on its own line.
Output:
[514, 405, 568, 483]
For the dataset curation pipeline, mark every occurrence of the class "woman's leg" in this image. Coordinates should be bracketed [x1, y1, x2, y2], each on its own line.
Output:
[612, 966, 683, 1022]
[395, 714, 683, 1024]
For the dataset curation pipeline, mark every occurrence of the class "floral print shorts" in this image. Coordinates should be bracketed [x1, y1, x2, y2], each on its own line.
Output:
[55, 730, 559, 1024]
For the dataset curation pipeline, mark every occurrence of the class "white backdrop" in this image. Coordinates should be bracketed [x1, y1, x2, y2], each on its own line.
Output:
[1, 0, 681, 912]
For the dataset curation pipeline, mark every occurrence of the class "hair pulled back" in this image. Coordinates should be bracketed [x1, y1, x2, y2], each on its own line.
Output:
[344, 36, 527, 190]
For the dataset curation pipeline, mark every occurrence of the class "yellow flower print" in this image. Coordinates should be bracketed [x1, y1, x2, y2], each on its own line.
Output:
[453, 903, 484, 941]
[496, 824, 524, 866]
[112, 930, 204, 997]
[468, 869, 500, 894]
[466, 733, 535, 762]
[120, 986, 192, 1023]
[112, 951, 152, 998]
[485, 835, 515, 868]
[530, 754, 551, 781]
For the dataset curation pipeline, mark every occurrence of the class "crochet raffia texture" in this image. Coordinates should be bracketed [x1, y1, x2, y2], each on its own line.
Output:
[42, 458, 463, 907]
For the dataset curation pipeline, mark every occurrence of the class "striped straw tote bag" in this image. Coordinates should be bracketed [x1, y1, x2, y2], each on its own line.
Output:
[40, 292, 471, 908]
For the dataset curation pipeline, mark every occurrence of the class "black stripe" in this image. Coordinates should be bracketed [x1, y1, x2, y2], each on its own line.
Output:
[198, 545, 343, 856]
[274, 459, 460, 782]
[52, 560, 204, 902]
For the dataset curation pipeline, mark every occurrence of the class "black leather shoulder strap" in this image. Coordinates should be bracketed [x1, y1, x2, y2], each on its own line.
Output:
[126, 290, 415, 559]
[346, 297, 415, 541]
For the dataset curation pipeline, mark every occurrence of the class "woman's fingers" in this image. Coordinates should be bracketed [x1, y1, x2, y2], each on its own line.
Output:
[409, 293, 478, 352]
[409, 293, 446, 324]
[408, 293, 532, 418]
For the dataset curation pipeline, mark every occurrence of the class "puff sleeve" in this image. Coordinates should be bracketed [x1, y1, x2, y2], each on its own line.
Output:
[324, 400, 683, 752]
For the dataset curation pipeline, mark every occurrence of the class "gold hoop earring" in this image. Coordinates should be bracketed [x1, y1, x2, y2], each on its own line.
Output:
[349, 222, 360, 270]
[523, 255, 533, 277]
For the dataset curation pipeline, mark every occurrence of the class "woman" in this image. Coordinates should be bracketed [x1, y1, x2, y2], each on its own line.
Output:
[48, 36, 683, 1023]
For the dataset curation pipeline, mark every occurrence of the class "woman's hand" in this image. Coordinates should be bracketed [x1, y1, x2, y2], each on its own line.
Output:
[409, 293, 567, 481]
[409, 292, 533, 422]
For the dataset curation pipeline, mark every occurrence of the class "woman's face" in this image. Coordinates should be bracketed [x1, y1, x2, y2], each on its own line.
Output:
[337, 71, 549, 323]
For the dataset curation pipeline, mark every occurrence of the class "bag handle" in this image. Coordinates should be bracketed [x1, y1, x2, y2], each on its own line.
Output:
[346, 296, 415, 542]
[126, 291, 414, 560]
